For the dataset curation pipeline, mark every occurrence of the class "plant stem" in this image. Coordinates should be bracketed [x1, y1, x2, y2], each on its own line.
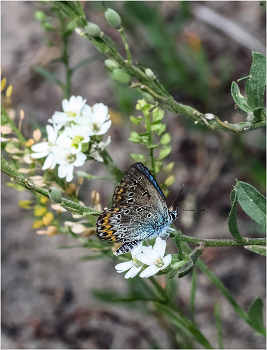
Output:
[145, 111, 156, 177]
[118, 27, 132, 64]
[180, 235, 266, 247]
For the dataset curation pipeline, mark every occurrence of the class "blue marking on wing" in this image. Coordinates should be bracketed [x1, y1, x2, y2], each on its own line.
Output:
[134, 162, 166, 199]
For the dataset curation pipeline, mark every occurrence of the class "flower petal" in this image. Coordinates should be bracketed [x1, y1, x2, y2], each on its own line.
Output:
[62, 99, 70, 112]
[135, 253, 154, 266]
[58, 165, 68, 178]
[96, 120, 112, 135]
[142, 246, 159, 261]
[30, 151, 50, 159]
[153, 237, 166, 258]
[139, 265, 159, 278]
[131, 244, 143, 258]
[162, 254, 172, 269]
[115, 261, 133, 273]
[42, 153, 53, 170]
[66, 166, 74, 182]
[31, 142, 49, 152]
[125, 266, 142, 279]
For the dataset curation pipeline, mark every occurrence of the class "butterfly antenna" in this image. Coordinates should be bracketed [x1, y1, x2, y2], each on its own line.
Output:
[170, 184, 185, 208]
[178, 208, 208, 212]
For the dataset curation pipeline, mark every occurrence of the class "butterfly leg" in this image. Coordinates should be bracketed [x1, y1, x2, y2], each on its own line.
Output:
[113, 240, 142, 256]
[160, 227, 176, 241]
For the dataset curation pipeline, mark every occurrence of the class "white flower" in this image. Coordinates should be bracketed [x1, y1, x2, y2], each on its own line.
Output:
[74, 103, 111, 136]
[55, 150, 87, 182]
[115, 244, 143, 279]
[49, 96, 87, 129]
[89, 136, 111, 162]
[31, 125, 59, 170]
[136, 238, 172, 278]
[56, 124, 91, 154]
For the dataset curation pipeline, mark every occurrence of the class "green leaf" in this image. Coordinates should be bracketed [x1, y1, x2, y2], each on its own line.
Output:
[152, 107, 164, 122]
[231, 81, 252, 114]
[252, 106, 266, 122]
[128, 131, 141, 143]
[165, 174, 175, 186]
[155, 159, 163, 173]
[156, 124, 166, 136]
[80, 254, 104, 261]
[130, 116, 141, 125]
[235, 180, 266, 228]
[214, 303, 224, 349]
[6, 182, 25, 191]
[159, 144, 171, 159]
[164, 161, 174, 172]
[244, 245, 266, 256]
[228, 189, 245, 242]
[248, 298, 266, 336]
[129, 153, 146, 162]
[57, 245, 84, 249]
[147, 144, 159, 149]
[246, 52, 266, 109]
[72, 55, 99, 71]
[160, 133, 171, 145]
[190, 270, 197, 324]
[34, 66, 64, 88]
[150, 119, 163, 125]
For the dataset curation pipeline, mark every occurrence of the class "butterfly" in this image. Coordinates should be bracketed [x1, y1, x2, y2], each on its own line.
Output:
[96, 162, 178, 256]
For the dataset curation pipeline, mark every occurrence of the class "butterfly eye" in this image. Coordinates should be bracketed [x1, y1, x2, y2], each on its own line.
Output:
[128, 192, 134, 197]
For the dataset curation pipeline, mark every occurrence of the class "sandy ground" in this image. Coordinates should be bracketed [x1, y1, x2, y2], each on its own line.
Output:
[2, 1, 266, 349]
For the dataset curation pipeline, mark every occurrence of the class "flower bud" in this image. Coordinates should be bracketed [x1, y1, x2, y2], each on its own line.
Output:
[49, 187, 62, 203]
[110, 69, 131, 87]
[141, 91, 156, 105]
[84, 22, 101, 37]
[105, 59, 120, 70]
[145, 68, 156, 79]
[105, 8, 121, 28]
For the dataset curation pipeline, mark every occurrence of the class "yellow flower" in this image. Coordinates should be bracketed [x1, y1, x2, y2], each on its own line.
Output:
[32, 220, 44, 229]
[42, 212, 54, 225]
[6, 85, 13, 97]
[1, 78, 6, 92]
[18, 200, 34, 209]
[25, 139, 34, 147]
[36, 226, 58, 237]
[34, 205, 47, 217]
[40, 196, 49, 204]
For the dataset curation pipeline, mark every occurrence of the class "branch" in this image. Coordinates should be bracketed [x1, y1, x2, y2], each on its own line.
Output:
[1, 155, 100, 217]
[180, 235, 266, 247]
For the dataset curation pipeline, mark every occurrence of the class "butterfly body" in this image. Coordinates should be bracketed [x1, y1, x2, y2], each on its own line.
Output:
[96, 162, 178, 255]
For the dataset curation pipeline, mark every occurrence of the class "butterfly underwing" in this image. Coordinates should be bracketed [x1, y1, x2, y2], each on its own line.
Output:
[96, 162, 178, 255]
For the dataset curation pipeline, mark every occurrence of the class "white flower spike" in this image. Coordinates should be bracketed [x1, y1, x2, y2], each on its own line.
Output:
[115, 244, 143, 279]
[136, 237, 172, 278]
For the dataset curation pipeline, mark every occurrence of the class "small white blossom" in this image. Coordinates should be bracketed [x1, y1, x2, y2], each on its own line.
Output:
[205, 113, 215, 120]
[56, 150, 87, 182]
[31, 125, 58, 170]
[74, 103, 111, 136]
[89, 136, 111, 162]
[115, 244, 143, 279]
[56, 124, 91, 154]
[136, 237, 172, 278]
[49, 96, 87, 129]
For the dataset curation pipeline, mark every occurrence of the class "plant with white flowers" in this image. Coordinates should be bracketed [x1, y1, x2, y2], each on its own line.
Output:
[31, 96, 112, 182]
[115, 237, 172, 279]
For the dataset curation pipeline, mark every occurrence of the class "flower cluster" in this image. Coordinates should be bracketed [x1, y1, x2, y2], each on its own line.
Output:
[31, 96, 111, 181]
[115, 237, 172, 279]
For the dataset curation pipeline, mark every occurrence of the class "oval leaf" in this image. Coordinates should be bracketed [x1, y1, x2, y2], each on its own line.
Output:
[228, 189, 245, 242]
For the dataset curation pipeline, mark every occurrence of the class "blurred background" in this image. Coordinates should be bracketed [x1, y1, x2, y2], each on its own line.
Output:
[1, 1, 266, 348]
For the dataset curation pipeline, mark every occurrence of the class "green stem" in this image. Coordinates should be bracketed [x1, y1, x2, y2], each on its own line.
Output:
[118, 27, 132, 64]
[180, 235, 266, 247]
[145, 111, 156, 178]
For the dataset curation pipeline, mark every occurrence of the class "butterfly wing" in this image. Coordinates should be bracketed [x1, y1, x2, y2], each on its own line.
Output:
[96, 163, 171, 254]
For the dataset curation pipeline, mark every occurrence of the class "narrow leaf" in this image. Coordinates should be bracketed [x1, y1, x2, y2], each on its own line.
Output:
[190, 269, 197, 324]
[244, 245, 266, 256]
[34, 66, 64, 88]
[248, 298, 266, 336]
[214, 303, 224, 349]
[235, 180, 266, 228]
[231, 81, 253, 114]
[228, 189, 245, 242]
